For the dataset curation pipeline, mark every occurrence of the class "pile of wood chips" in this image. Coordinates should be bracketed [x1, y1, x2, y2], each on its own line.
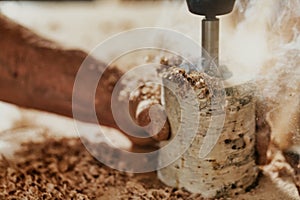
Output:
[0, 138, 207, 200]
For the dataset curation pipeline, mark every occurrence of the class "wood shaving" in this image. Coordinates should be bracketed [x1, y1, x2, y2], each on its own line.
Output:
[0, 138, 206, 200]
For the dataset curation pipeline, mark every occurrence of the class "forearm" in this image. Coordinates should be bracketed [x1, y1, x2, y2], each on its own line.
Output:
[0, 14, 116, 127]
[0, 15, 163, 146]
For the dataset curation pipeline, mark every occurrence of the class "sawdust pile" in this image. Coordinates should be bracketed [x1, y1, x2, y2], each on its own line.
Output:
[0, 138, 206, 200]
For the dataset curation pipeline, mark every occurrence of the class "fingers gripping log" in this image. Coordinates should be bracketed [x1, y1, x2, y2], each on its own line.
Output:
[158, 67, 258, 198]
[128, 83, 170, 143]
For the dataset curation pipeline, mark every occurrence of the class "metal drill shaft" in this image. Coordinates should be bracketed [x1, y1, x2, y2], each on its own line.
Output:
[202, 17, 219, 67]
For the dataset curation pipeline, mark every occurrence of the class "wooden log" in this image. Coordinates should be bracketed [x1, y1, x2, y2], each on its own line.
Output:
[157, 67, 258, 198]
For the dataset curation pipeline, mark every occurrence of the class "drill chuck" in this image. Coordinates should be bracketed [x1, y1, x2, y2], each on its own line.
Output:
[186, 0, 235, 18]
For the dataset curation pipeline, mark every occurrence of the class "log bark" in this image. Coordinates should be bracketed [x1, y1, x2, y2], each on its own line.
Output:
[158, 68, 258, 198]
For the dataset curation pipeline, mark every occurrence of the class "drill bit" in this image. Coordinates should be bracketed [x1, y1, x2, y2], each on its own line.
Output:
[186, 0, 236, 77]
